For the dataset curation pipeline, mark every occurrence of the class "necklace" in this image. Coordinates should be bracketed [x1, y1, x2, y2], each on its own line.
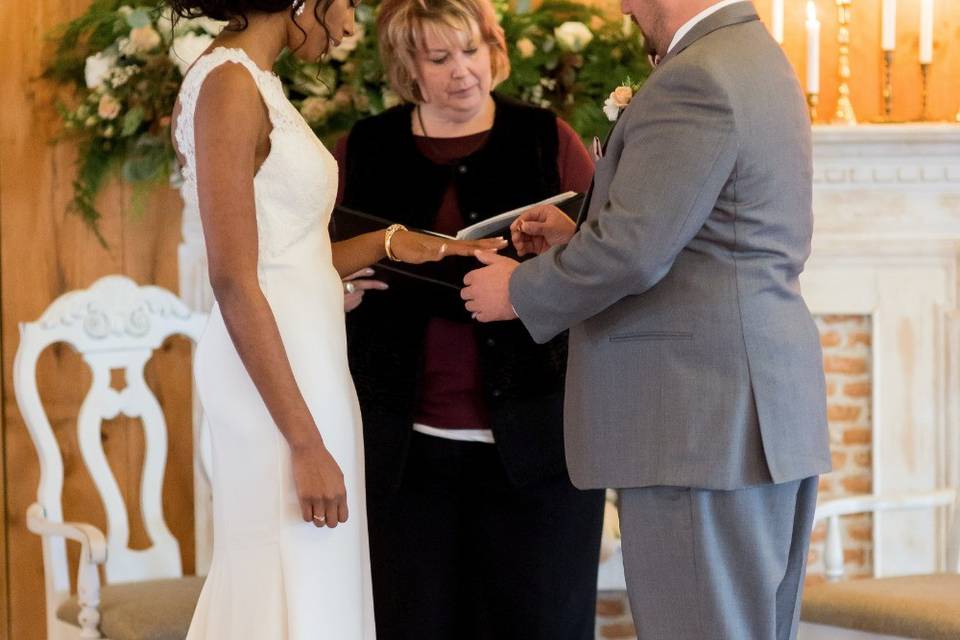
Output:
[415, 105, 449, 162]
[416, 104, 430, 137]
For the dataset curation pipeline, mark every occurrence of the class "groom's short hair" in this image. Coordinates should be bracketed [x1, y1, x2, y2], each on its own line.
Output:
[377, 0, 510, 104]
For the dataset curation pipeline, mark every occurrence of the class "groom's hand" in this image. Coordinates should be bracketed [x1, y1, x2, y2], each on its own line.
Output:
[462, 251, 520, 323]
[510, 204, 577, 256]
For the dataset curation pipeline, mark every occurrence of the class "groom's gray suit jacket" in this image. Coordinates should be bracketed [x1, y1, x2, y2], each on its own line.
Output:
[510, 2, 831, 491]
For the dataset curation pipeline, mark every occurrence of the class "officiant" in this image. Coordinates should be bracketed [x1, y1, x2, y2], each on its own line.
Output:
[331, 0, 602, 636]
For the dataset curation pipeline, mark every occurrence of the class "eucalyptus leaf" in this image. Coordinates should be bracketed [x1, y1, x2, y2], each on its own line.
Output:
[122, 106, 145, 136]
[126, 8, 152, 29]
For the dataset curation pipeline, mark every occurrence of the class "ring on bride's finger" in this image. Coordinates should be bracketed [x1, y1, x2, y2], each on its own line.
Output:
[344, 282, 357, 294]
[313, 514, 326, 523]
[439, 242, 447, 255]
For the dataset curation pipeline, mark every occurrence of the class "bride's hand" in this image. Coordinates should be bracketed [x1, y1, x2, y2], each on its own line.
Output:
[390, 230, 507, 265]
[290, 437, 348, 529]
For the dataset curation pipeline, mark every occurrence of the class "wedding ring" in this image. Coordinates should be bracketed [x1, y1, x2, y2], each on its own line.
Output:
[471, 312, 479, 320]
[439, 242, 448, 255]
[313, 514, 326, 523]
[344, 282, 357, 294]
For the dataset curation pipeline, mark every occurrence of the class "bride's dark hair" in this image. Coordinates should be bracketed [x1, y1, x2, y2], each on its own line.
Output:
[166, 0, 337, 52]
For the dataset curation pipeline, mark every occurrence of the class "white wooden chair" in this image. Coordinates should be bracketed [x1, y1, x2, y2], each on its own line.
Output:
[800, 490, 960, 640]
[14, 276, 208, 640]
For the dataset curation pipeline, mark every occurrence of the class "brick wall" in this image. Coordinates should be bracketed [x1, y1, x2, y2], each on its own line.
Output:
[594, 315, 874, 638]
[807, 315, 874, 583]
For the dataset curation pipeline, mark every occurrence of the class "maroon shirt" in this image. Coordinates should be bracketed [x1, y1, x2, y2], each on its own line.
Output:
[335, 117, 594, 430]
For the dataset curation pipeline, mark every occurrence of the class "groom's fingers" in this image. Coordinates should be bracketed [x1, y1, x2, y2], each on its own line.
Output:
[519, 220, 547, 236]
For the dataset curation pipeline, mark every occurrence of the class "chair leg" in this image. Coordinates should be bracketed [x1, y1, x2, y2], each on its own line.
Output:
[76, 561, 102, 639]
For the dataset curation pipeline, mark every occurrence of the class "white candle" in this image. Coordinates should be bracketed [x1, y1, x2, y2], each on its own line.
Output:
[806, 1, 820, 94]
[919, 0, 934, 64]
[881, 0, 896, 52]
[771, 0, 784, 44]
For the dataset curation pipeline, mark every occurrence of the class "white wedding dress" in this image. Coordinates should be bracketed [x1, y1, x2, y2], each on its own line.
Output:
[174, 47, 375, 639]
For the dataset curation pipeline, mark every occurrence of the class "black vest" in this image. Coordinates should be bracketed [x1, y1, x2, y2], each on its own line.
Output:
[341, 95, 571, 495]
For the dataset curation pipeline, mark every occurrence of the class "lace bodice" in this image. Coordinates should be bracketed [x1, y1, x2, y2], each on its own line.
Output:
[174, 47, 338, 261]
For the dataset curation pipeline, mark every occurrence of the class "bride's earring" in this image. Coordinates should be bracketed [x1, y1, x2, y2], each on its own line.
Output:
[293, 0, 306, 17]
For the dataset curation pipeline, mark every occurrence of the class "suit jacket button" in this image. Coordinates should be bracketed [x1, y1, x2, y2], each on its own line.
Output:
[468, 211, 479, 221]
[491, 389, 502, 398]
[458, 165, 468, 174]
[485, 338, 496, 347]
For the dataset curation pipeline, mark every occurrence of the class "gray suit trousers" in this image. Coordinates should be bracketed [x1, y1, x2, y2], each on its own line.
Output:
[619, 477, 818, 640]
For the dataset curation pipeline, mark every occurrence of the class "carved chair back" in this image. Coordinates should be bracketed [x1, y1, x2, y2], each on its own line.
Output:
[14, 276, 207, 604]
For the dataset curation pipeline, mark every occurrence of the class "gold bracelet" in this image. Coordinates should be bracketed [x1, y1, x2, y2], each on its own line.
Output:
[384, 224, 407, 262]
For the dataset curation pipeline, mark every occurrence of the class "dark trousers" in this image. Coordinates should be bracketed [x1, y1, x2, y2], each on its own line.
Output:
[618, 476, 819, 640]
[367, 432, 605, 640]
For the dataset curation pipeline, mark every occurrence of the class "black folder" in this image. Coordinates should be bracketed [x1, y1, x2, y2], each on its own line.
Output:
[333, 192, 584, 290]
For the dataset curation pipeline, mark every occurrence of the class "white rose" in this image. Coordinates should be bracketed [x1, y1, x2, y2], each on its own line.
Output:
[602, 96, 620, 122]
[554, 21, 593, 52]
[84, 51, 117, 89]
[156, 10, 174, 38]
[516, 37, 536, 59]
[193, 17, 226, 35]
[169, 32, 214, 75]
[299, 97, 330, 124]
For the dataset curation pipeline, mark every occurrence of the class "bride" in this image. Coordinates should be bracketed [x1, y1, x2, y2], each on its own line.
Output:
[167, 0, 505, 636]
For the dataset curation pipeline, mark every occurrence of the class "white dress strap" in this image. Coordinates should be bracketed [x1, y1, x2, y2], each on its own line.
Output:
[173, 47, 289, 183]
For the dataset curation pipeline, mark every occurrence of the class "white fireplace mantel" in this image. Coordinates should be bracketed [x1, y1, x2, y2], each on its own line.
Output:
[804, 123, 960, 577]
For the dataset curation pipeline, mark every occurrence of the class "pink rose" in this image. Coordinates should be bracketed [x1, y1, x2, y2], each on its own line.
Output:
[97, 94, 121, 120]
[611, 85, 633, 108]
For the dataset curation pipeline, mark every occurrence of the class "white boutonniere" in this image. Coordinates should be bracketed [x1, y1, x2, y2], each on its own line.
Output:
[602, 79, 640, 122]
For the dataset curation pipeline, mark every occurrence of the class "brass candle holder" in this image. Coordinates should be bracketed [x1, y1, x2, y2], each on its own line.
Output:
[808, 93, 820, 122]
[833, 0, 857, 125]
[881, 51, 893, 120]
[920, 63, 930, 121]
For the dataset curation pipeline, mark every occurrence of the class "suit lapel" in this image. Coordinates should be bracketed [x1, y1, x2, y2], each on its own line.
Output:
[575, 117, 622, 227]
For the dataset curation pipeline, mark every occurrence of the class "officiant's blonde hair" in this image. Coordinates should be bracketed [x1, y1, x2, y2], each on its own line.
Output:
[377, 0, 510, 104]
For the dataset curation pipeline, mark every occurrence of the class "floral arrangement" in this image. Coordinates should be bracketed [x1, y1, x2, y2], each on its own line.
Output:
[494, 1, 650, 141]
[45, 0, 650, 235]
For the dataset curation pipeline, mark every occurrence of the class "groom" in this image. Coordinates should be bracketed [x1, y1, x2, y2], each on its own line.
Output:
[462, 0, 831, 638]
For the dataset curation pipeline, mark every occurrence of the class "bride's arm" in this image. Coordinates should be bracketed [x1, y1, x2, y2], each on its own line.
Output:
[192, 64, 346, 529]
[331, 230, 507, 277]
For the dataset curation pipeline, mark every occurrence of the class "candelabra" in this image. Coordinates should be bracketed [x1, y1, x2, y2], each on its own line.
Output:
[833, 0, 857, 125]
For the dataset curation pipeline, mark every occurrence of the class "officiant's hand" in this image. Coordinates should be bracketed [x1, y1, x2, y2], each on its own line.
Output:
[510, 204, 576, 256]
[462, 252, 520, 323]
[391, 230, 507, 264]
[342, 268, 388, 312]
